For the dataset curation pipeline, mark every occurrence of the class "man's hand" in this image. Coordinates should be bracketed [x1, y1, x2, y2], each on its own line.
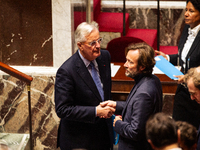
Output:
[96, 104, 115, 118]
[113, 115, 122, 127]
[174, 75, 185, 84]
[100, 100, 116, 109]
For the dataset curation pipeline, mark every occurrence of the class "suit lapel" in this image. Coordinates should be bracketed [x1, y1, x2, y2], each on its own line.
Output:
[187, 31, 200, 58]
[121, 84, 137, 118]
[96, 54, 106, 89]
[179, 25, 200, 59]
[178, 25, 189, 62]
[197, 124, 200, 148]
[121, 76, 146, 118]
[96, 54, 108, 101]
[179, 27, 188, 52]
[178, 26, 188, 68]
[75, 53, 102, 101]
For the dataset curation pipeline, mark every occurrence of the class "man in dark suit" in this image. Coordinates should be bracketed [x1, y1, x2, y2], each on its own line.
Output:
[101, 42, 163, 150]
[54, 21, 114, 150]
[184, 66, 200, 150]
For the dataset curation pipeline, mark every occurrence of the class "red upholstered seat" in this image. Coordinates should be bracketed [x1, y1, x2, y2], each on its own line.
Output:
[95, 12, 130, 36]
[126, 29, 157, 50]
[74, 11, 86, 30]
[106, 36, 144, 62]
[159, 46, 178, 55]
[94, 0, 129, 35]
[74, 0, 101, 30]
[93, 0, 101, 19]
[74, 0, 129, 35]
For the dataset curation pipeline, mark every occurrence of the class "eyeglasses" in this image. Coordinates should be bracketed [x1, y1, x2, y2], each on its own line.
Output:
[83, 38, 103, 47]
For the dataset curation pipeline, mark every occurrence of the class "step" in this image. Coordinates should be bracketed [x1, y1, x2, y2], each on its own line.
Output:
[126, 29, 157, 50]
[95, 12, 129, 36]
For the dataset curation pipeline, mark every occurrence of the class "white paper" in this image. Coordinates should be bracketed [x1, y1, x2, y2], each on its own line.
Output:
[111, 63, 121, 77]
[153, 66, 182, 74]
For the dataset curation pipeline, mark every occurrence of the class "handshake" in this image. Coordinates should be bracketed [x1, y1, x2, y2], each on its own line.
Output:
[96, 100, 116, 119]
[96, 100, 122, 126]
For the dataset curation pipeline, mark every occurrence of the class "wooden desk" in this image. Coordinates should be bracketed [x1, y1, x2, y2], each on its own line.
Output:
[111, 63, 178, 101]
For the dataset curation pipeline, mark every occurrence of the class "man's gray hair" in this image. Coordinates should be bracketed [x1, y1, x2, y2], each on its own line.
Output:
[75, 21, 99, 44]
[185, 66, 200, 90]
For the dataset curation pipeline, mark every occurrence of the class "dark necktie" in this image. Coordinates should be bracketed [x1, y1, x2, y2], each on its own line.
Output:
[90, 62, 104, 101]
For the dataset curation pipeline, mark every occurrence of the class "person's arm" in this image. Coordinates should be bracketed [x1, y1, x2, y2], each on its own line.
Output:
[155, 50, 179, 66]
[55, 67, 97, 123]
[55, 65, 114, 123]
[169, 54, 179, 66]
[114, 91, 156, 141]
[155, 50, 168, 60]
[100, 100, 125, 115]
[96, 104, 115, 118]
[115, 101, 126, 115]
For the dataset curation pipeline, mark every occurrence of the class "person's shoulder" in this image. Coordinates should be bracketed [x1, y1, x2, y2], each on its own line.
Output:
[99, 49, 111, 62]
[184, 24, 190, 29]
[101, 49, 110, 55]
[143, 74, 157, 79]
[140, 75, 162, 94]
[183, 24, 190, 32]
[58, 52, 79, 70]
[151, 74, 160, 80]
[144, 74, 161, 85]
[152, 74, 162, 83]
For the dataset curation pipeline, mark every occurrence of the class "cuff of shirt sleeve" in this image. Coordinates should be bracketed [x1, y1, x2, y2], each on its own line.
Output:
[166, 55, 170, 61]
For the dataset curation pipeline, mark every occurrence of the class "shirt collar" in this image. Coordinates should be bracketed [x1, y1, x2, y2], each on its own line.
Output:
[188, 24, 200, 37]
[78, 50, 98, 68]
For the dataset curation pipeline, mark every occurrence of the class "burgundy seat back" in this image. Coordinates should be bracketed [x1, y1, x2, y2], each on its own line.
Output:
[93, 0, 101, 19]
[106, 36, 144, 62]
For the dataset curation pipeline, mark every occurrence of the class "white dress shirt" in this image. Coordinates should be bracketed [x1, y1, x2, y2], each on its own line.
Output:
[181, 24, 200, 68]
[166, 24, 200, 68]
[78, 50, 100, 77]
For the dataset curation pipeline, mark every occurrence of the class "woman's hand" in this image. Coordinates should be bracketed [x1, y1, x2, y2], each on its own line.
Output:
[155, 50, 168, 60]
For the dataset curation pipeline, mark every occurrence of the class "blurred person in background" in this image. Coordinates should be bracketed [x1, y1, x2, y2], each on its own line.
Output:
[155, 0, 200, 129]
[184, 66, 200, 150]
[176, 121, 197, 150]
[146, 112, 181, 150]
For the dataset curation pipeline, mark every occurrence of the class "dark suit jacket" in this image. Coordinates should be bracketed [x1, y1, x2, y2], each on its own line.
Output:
[197, 125, 200, 150]
[170, 25, 200, 129]
[114, 74, 163, 150]
[170, 25, 200, 74]
[55, 50, 113, 150]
